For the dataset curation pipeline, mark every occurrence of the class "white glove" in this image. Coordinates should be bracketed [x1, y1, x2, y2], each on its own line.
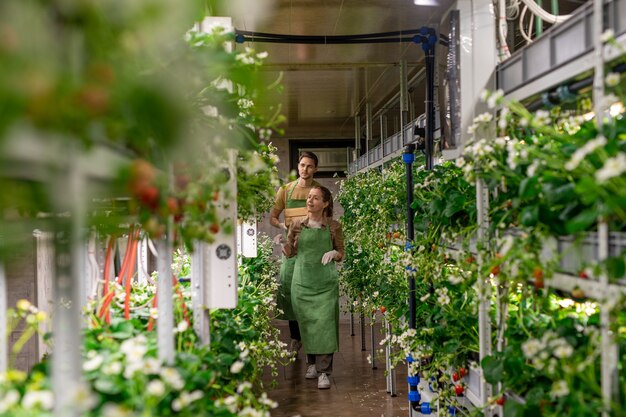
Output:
[272, 234, 286, 246]
[321, 250, 339, 265]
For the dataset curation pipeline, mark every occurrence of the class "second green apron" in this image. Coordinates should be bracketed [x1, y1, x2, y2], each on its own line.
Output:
[291, 226, 339, 354]
[276, 182, 306, 320]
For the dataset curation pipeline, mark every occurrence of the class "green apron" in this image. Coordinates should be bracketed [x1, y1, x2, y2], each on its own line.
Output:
[276, 182, 306, 320]
[292, 226, 339, 354]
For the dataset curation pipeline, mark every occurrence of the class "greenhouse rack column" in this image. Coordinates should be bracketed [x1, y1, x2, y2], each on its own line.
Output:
[52, 149, 86, 417]
[592, 0, 620, 412]
[157, 234, 175, 364]
[593, 0, 618, 410]
[476, 177, 493, 405]
[191, 244, 211, 345]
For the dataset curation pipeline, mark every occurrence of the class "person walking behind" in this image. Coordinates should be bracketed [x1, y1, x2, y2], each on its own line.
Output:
[270, 151, 320, 355]
[282, 185, 344, 389]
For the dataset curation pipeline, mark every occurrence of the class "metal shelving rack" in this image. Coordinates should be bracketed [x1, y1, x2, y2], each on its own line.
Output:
[498, 0, 626, 102]
[0, 135, 184, 416]
[346, 0, 626, 414]
[494, 0, 624, 413]
[348, 113, 441, 175]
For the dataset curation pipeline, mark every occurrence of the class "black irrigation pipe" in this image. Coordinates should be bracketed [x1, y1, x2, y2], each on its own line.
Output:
[234, 27, 450, 47]
[236, 36, 420, 44]
[235, 28, 429, 42]
[526, 61, 626, 111]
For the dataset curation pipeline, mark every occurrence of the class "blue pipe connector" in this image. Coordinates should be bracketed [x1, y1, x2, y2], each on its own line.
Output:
[448, 406, 457, 416]
[412, 27, 437, 53]
[407, 375, 420, 386]
[420, 402, 432, 415]
[408, 390, 421, 403]
[406, 355, 415, 363]
[402, 152, 415, 164]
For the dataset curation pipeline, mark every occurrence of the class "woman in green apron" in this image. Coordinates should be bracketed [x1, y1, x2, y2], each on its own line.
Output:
[276, 183, 307, 321]
[283, 185, 344, 389]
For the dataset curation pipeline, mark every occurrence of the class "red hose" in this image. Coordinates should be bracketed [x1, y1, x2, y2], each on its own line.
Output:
[123, 230, 140, 320]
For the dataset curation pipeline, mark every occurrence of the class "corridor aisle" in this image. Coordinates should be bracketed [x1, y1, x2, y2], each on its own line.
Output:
[264, 320, 409, 417]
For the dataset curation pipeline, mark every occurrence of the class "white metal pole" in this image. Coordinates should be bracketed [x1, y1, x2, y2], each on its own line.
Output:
[380, 115, 387, 148]
[84, 231, 98, 311]
[366, 102, 373, 155]
[191, 243, 211, 345]
[476, 178, 492, 404]
[384, 316, 390, 393]
[355, 115, 362, 159]
[34, 230, 54, 360]
[137, 237, 149, 285]
[598, 223, 618, 417]
[360, 312, 366, 351]
[53, 153, 85, 417]
[591, 0, 618, 413]
[157, 236, 174, 364]
[370, 313, 377, 369]
[387, 318, 397, 397]
[400, 60, 408, 143]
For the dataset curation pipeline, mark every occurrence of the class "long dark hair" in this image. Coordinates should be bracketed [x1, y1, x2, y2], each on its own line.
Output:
[312, 185, 333, 218]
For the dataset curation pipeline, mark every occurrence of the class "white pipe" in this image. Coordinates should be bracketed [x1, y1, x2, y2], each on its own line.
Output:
[519, 0, 571, 23]
[519, 6, 535, 44]
[498, 0, 511, 59]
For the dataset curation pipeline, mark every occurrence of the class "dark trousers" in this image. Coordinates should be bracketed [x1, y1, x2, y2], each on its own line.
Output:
[306, 353, 334, 374]
[289, 320, 301, 341]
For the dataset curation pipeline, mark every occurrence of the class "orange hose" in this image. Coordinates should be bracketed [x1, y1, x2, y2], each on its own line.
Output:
[116, 229, 134, 285]
[98, 290, 116, 319]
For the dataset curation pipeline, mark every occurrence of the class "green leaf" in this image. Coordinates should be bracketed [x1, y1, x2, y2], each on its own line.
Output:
[504, 400, 525, 417]
[565, 207, 598, 233]
[545, 182, 576, 205]
[574, 177, 600, 205]
[519, 176, 539, 200]
[428, 199, 445, 216]
[525, 385, 547, 403]
[481, 354, 504, 384]
[110, 321, 135, 339]
[606, 255, 626, 281]
[443, 192, 466, 218]
[520, 206, 539, 227]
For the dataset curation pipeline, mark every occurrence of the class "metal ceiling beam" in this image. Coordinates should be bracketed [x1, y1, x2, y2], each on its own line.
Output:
[260, 62, 422, 71]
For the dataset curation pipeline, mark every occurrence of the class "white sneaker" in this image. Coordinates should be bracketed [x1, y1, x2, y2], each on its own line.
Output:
[318, 373, 331, 389]
[305, 364, 318, 379]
